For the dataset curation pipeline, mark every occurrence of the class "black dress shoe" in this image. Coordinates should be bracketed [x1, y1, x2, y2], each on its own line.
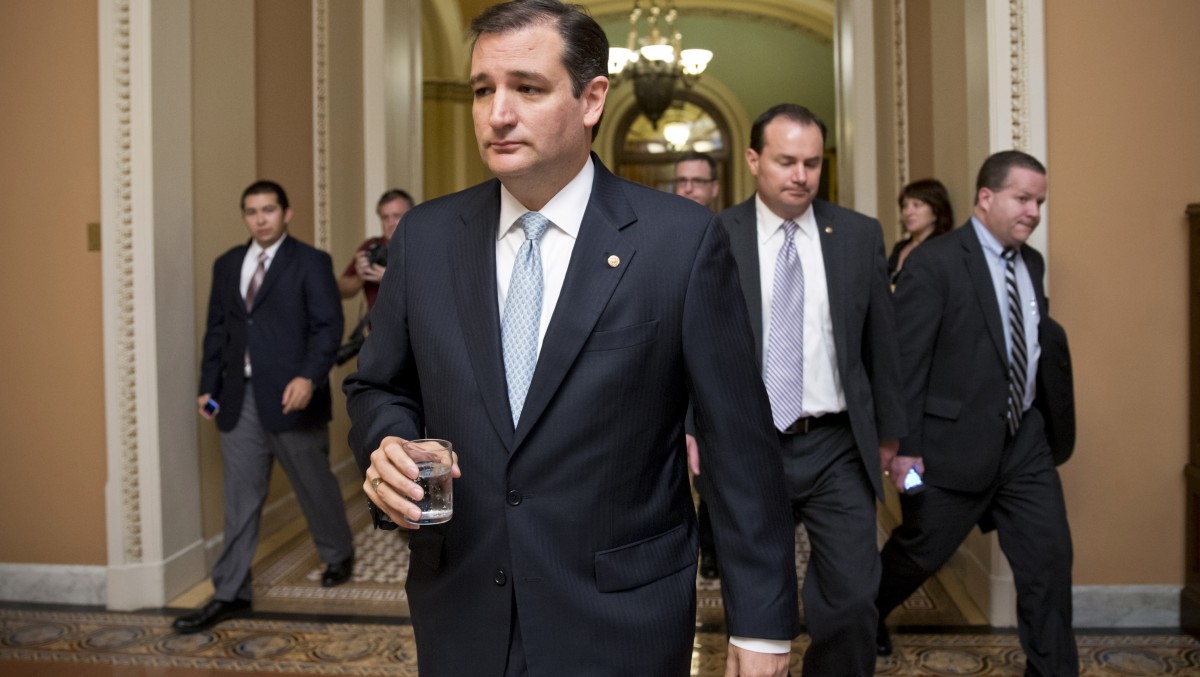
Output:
[321, 555, 355, 587]
[875, 619, 893, 657]
[699, 551, 720, 580]
[172, 598, 250, 634]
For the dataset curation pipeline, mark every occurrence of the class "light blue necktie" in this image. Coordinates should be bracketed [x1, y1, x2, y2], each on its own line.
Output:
[502, 212, 550, 425]
[764, 219, 806, 430]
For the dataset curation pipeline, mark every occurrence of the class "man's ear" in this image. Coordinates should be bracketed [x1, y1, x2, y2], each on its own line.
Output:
[745, 148, 761, 176]
[581, 76, 609, 129]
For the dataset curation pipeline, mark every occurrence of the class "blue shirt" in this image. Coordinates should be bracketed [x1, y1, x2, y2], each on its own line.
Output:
[971, 218, 1040, 412]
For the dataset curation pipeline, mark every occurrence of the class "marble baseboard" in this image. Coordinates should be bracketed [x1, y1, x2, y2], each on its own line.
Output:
[0, 563, 105, 605]
[1073, 585, 1181, 628]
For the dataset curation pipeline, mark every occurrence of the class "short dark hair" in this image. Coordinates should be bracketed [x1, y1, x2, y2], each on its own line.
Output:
[975, 150, 1046, 200]
[899, 178, 955, 236]
[675, 151, 717, 179]
[241, 180, 289, 211]
[469, 0, 607, 100]
[749, 103, 827, 154]
[377, 188, 414, 211]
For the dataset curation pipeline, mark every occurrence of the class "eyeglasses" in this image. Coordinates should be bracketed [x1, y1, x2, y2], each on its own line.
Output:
[673, 177, 716, 188]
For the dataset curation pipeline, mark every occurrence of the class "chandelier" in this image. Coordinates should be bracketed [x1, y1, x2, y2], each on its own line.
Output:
[607, 1, 713, 128]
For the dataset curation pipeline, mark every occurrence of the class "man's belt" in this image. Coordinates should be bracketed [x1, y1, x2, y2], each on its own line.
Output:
[780, 411, 850, 435]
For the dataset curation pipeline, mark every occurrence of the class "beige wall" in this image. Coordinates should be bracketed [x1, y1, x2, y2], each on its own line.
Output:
[1046, 0, 1200, 585]
[0, 1, 106, 564]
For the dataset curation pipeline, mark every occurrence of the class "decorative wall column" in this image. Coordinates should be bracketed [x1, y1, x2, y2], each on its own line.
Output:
[100, 0, 205, 610]
[362, 0, 422, 229]
[834, 0, 879, 217]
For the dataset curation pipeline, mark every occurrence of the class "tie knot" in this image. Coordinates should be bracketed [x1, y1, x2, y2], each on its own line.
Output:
[781, 219, 799, 238]
[1002, 247, 1018, 262]
[257, 251, 269, 264]
[517, 212, 550, 242]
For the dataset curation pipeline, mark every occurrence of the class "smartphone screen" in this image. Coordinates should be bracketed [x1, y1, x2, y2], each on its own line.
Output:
[202, 397, 220, 417]
[903, 467, 925, 494]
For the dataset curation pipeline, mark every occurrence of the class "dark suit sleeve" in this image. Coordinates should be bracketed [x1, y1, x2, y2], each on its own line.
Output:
[863, 222, 906, 441]
[343, 220, 424, 473]
[892, 247, 946, 457]
[683, 216, 800, 641]
[297, 249, 343, 388]
[199, 256, 228, 398]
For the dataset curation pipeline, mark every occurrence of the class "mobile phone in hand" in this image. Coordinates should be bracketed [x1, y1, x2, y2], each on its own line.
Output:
[202, 397, 220, 418]
[903, 466, 926, 495]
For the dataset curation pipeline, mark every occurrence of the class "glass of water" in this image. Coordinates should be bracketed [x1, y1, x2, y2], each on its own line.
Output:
[401, 439, 454, 524]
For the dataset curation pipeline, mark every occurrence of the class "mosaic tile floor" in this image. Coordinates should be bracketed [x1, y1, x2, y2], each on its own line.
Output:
[4, 606, 1199, 676]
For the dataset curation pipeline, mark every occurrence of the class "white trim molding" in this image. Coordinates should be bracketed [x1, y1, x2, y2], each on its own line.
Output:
[99, 0, 206, 610]
[313, 0, 332, 251]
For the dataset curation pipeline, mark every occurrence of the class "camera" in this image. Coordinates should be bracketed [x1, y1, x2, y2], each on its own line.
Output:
[366, 241, 388, 267]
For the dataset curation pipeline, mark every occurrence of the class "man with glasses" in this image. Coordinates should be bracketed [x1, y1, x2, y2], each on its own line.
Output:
[673, 150, 720, 210]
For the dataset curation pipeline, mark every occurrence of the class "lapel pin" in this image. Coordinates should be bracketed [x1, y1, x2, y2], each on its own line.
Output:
[607, 255, 620, 268]
[825, 226, 833, 234]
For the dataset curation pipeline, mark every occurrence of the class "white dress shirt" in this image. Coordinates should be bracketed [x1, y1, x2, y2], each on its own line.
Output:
[495, 159, 594, 350]
[756, 196, 846, 418]
[971, 218, 1040, 411]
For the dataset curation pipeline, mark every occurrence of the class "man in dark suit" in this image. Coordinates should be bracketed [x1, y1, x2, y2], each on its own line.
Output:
[174, 180, 356, 633]
[875, 151, 1078, 675]
[697, 103, 904, 676]
[343, 2, 798, 676]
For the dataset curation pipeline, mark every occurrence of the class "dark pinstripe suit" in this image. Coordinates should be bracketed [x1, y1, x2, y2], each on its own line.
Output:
[344, 158, 800, 677]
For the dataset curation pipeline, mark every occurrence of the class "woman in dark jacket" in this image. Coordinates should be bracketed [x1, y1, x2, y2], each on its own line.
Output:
[888, 178, 954, 284]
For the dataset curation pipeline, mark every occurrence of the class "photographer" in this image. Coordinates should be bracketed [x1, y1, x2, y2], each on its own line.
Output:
[337, 188, 414, 308]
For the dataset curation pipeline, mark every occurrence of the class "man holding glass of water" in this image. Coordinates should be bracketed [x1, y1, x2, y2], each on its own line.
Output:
[344, 2, 798, 676]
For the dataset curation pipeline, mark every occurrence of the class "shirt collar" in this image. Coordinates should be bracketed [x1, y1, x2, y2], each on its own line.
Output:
[970, 216, 1008, 258]
[755, 194, 817, 244]
[497, 157, 593, 241]
[250, 232, 287, 260]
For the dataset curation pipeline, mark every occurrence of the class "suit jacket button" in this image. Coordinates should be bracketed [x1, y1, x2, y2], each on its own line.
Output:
[247, 318, 254, 326]
[506, 490, 522, 506]
[493, 569, 507, 586]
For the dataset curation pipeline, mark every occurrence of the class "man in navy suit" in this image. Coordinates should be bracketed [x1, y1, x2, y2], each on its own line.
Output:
[876, 151, 1077, 674]
[344, 2, 798, 676]
[175, 181, 355, 633]
[700, 104, 904, 676]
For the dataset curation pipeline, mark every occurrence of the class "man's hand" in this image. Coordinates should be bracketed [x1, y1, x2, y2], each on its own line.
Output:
[686, 433, 701, 476]
[888, 455, 924, 492]
[879, 438, 900, 474]
[364, 436, 462, 529]
[725, 644, 790, 677]
[354, 251, 386, 283]
[197, 394, 215, 420]
[281, 377, 314, 414]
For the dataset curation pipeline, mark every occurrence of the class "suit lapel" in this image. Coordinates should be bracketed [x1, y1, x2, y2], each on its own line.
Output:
[725, 199, 764, 364]
[961, 225, 1008, 366]
[814, 201, 849, 376]
[512, 161, 636, 451]
[449, 181, 517, 448]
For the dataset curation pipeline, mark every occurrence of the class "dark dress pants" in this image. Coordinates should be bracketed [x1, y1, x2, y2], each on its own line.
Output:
[876, 409, 1077, 677]
[780, 422, 879, 677]
[211, 380, 355, 602]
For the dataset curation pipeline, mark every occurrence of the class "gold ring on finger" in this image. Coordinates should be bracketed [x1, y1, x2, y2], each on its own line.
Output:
[371, 477, 384, 492]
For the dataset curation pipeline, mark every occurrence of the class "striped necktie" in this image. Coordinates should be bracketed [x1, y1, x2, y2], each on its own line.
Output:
[764, 219, 806, 430]
[1003, 248, 1027, 435]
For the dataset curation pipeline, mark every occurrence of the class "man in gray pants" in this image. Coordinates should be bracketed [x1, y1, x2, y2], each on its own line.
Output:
[175, 180, 355, 633]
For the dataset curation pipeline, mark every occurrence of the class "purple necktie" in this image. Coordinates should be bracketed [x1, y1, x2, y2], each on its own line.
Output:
[244, 251, 267, 374]
[764, 220, 805, 430]
[244, 251, 268, 310]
